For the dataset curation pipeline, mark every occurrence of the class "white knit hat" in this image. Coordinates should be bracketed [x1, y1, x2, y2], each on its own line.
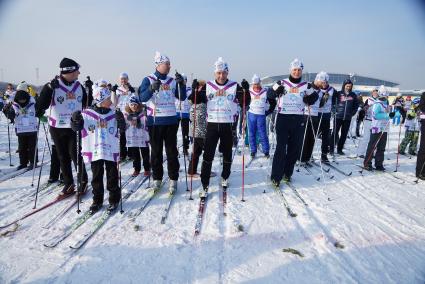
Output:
[290, 58, 304, 70]
[16, 81, 28, 92]
[93, 79, 111, 105]
[214, 57, 229, 72]
[119, 72, 128, 79]
[315, 71, 329, 82]
[251, 74, 261, 84]
[154, 51, 170, 66]
[378, 85, 389, 97]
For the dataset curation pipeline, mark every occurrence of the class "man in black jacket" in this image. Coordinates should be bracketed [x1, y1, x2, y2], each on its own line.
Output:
[416, 92, 425, 179]
[36, 58, 91, 195]
[329, 79, 359, 155]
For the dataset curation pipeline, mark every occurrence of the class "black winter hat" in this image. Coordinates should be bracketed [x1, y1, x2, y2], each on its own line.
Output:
[14, 90, 30, 105]
[59, 57, 80, 74]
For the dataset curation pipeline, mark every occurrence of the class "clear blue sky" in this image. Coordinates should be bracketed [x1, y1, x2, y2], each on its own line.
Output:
[0, 0, 424, 89]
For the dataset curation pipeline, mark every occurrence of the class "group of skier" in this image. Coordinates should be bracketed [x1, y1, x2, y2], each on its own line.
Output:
[2, 54, 425, 216]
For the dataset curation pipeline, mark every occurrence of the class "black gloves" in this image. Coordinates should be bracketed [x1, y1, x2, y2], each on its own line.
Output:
[149, 79, 161, 92]
[389, 112, 395, 119]
[241, 79, 249, 91]
[191, 79, 199, 90]
[407, 114, 414, 120]
[128, 85, 135, 93]
[35, 109, 45, 118]
[115, 109, 126, 132]
[50, 78, 60, 90]
[175, 72, 185, 85]
[272, 81, 285, 96]
[112, 84, 118, 93]
[71, 111, 84, 132]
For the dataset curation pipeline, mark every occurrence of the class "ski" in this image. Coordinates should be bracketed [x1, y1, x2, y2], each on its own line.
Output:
[324, 161, 352, 176]
[355, 164, 405, 184]
[160, 191, 176, 224]
[284, 181, 308, 206]
[245, 157, 256, 168]
[0, 160, 51, 184]
[0, 192, 75, 230]
[129, 177, 169, 220]
[44, 175, 149, 247]
[310, 161, 335, 180]
[269, 178, 297, 217]
[194, 194, 208, 236]
[69, 208, 116, 249]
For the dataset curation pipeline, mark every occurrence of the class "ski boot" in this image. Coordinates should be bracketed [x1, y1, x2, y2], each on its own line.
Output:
[59, 184, 75, 196]
[321, 153, 329, 163]
[283, 175, 291, 183]
[271, 179, 280, 188]
[152, 180, 162, 192]
[89, 202, 102, 214]
[375, 165, 386, 172]
[143, 170, 151, 177]
[199, 186, 208, 198]
[169, 180, 177, 195]
[107, 202, 119, 213]
[221, 178, 229, 188]
[132, 170, 140, 177]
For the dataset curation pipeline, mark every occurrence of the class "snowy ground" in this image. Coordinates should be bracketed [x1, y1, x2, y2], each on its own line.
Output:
[0, 115, 424, 284]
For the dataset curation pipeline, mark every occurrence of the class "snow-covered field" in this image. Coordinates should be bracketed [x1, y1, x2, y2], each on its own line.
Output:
[0, 115, 424, 284]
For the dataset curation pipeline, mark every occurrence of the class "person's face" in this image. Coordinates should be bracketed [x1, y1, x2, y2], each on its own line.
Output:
[129, 103, 138, 112]
[100, 97, 112, 108]
[253, 83, 261, 90]
[62, 69, 80, 82]
[120, 78, 128, 86]
[344, 83, 353, 93]
[321, 81, 329, 89]
[6, 85, 13, 91]
[290, 68, 302, 79]
[215, 71, 228, 84]
[372, 90, 379, 98]
[156, 62, 170, 75]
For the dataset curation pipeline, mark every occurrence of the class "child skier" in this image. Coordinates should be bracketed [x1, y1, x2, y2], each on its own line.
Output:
[124, 94, 151, 177]
[71, 80, 126, 213]
[188, 80, 207, 176]
[363, 85, 395, 171]
[247, 74, 276, 158]
[112, 72, 136, 161]
[399, 97, 421, 155]
[7, 82, 38, 170]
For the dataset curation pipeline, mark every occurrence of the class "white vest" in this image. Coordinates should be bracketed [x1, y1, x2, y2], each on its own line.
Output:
[318, 86, 335, 114]
[125, 112, 149, 147]
[81, 109, 119, 163]
[146, 75, 177, 118]
[306, 87, 322, 116]
[49, 80, 83, 128]
[371, 102, 389, 134]
[5, 90, 16, 104]
[175, 87, 191, 114]
[206, 80, 239, 123]
[248, 87, 268, 115]
[12, 100, 38, 134]
[278, 79, 308, 115]
[116, 86, 134, 111]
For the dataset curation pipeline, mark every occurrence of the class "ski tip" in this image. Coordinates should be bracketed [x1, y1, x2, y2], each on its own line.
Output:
[334, 241, 345, 249]
[347, 172, 353, 176]
[290, 213, 297, 218]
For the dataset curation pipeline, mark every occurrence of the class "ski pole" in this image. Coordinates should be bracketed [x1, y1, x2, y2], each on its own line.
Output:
[241, 88, 247, 202]
[33, 131, 48, 209]
[76, 129, 81, 214]
[31, 120, 41, 186]
[176, 72, 189, 194]
[118, 130, 123, 214]
[394, 116, 403, 172]
[189, 83, 198, 200]
[296, 108, 310, 173]
[7, 116, 13, 167]
[308, 112, 325, 182]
